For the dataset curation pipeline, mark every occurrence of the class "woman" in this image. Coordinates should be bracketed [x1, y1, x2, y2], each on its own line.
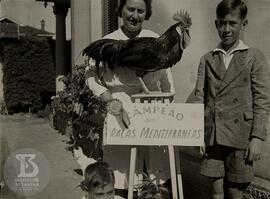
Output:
[85, 0, 174, 191]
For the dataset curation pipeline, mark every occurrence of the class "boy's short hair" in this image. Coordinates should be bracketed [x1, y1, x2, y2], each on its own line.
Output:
[216, 0, 247, 20]
[118, 0, 152, 20]
[80, 162, 115, 192]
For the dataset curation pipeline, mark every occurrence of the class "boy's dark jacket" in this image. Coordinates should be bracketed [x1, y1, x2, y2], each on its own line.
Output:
[194, 47, 270, 149]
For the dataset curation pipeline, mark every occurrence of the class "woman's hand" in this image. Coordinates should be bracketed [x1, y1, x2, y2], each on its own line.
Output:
[106, 98, 130, 130]
[100, 91, 131, 129]
[200, 142, 206, 157]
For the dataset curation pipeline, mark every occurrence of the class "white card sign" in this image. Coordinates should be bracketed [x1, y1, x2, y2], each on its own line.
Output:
[105, 103, 204, 146]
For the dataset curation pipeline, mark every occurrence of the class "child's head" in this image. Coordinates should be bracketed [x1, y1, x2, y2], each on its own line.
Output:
[80, 162, 115, 199]
[216, 0, 247, 20]
[215, 0, 248, 51]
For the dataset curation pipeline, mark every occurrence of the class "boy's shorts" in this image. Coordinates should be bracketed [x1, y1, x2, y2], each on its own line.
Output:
[200, 144, 254, 183]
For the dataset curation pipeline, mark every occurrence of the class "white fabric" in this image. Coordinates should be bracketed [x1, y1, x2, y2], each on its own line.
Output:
[165, 68, 175, 94]
[213, 40, 249, 70]
[85, 58, 108, 96]
[85, 28, 175, 96]
[103, 28, 159, 40]
[86, 28, 174, 190]
[81, 195, 125, 199]
[73, 147, 96, 178]
[86, 76, 108, 97]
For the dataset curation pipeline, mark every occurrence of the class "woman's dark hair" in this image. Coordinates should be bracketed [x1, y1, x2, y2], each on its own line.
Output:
[118, 0, 152, 20]
[80, 162, 115, 192]
[216, 0, 247, 20]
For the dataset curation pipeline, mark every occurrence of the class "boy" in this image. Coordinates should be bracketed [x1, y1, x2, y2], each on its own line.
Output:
[194, 0, 270, 198]
[80, 162, 124, 199]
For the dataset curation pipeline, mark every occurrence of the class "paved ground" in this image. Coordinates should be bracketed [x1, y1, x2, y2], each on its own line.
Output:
[1, 114, 269, 199]
[0, 114, 84, 199]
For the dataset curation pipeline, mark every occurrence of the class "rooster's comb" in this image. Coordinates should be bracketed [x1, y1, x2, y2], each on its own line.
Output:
[173, 9, 192, 28]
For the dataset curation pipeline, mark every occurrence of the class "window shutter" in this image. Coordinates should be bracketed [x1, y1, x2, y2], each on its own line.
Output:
[103, 0, 118, 36]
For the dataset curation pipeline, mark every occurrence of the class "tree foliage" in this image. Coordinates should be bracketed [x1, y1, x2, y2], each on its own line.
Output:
[1, 36, 55, 113]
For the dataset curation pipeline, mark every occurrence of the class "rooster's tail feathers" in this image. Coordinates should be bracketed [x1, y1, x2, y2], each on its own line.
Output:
[82, 39, 118, 60]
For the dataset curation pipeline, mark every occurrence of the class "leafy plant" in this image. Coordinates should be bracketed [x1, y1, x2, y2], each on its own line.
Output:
[243, 184, 270, 199]
[135, 173, 171, 199]
[2, 36, 55, 113]
[51, 64, 106, 160]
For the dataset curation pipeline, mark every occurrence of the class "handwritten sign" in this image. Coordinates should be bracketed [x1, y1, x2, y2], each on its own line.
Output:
[105, 103, 204, 146]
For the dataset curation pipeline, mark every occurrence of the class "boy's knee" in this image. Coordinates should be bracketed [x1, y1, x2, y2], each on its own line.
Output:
[212, 194, 224, 199]
[211, 179, 224, 199]
[206, 177, 224, 195]
[227, 182, 249, 191]
[227, 182, 249, 199]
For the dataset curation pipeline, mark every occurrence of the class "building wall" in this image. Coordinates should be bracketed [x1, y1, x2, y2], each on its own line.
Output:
[71, 0, 102, 66]
[72, 0, 270, 185]
[142, 0, 270, 182]
[246, 1, 270, 183]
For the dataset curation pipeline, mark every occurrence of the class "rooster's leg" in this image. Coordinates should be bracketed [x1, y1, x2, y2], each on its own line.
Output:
[138, 77, 151, 94]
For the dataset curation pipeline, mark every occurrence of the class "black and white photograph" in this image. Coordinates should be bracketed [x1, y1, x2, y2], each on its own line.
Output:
[0, 0, 270, 198]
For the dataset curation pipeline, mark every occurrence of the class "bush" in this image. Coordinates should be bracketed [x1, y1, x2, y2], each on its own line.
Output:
[1, 36, 55, 113]
[37, 104, 52, 118]
[52, 64, 106, 160]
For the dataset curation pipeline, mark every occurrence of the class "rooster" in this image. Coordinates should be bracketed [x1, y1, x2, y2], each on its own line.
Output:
[83, 10, 192, 93]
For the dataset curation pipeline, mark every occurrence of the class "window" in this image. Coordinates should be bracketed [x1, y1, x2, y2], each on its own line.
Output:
[102, 0, 118, 36]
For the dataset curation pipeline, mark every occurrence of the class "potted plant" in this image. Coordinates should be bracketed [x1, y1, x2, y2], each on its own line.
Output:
[135, 173, 171, 199]
[51, 64, 106, 160]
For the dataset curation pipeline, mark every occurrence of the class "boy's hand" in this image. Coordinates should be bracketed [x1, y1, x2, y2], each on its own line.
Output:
[245, 137, 263, 162]
[200, 142, 207, 157]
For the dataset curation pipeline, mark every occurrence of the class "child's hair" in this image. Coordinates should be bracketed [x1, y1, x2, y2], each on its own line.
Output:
[80, 162, 115, 192]
[216, 0, 247, 20]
